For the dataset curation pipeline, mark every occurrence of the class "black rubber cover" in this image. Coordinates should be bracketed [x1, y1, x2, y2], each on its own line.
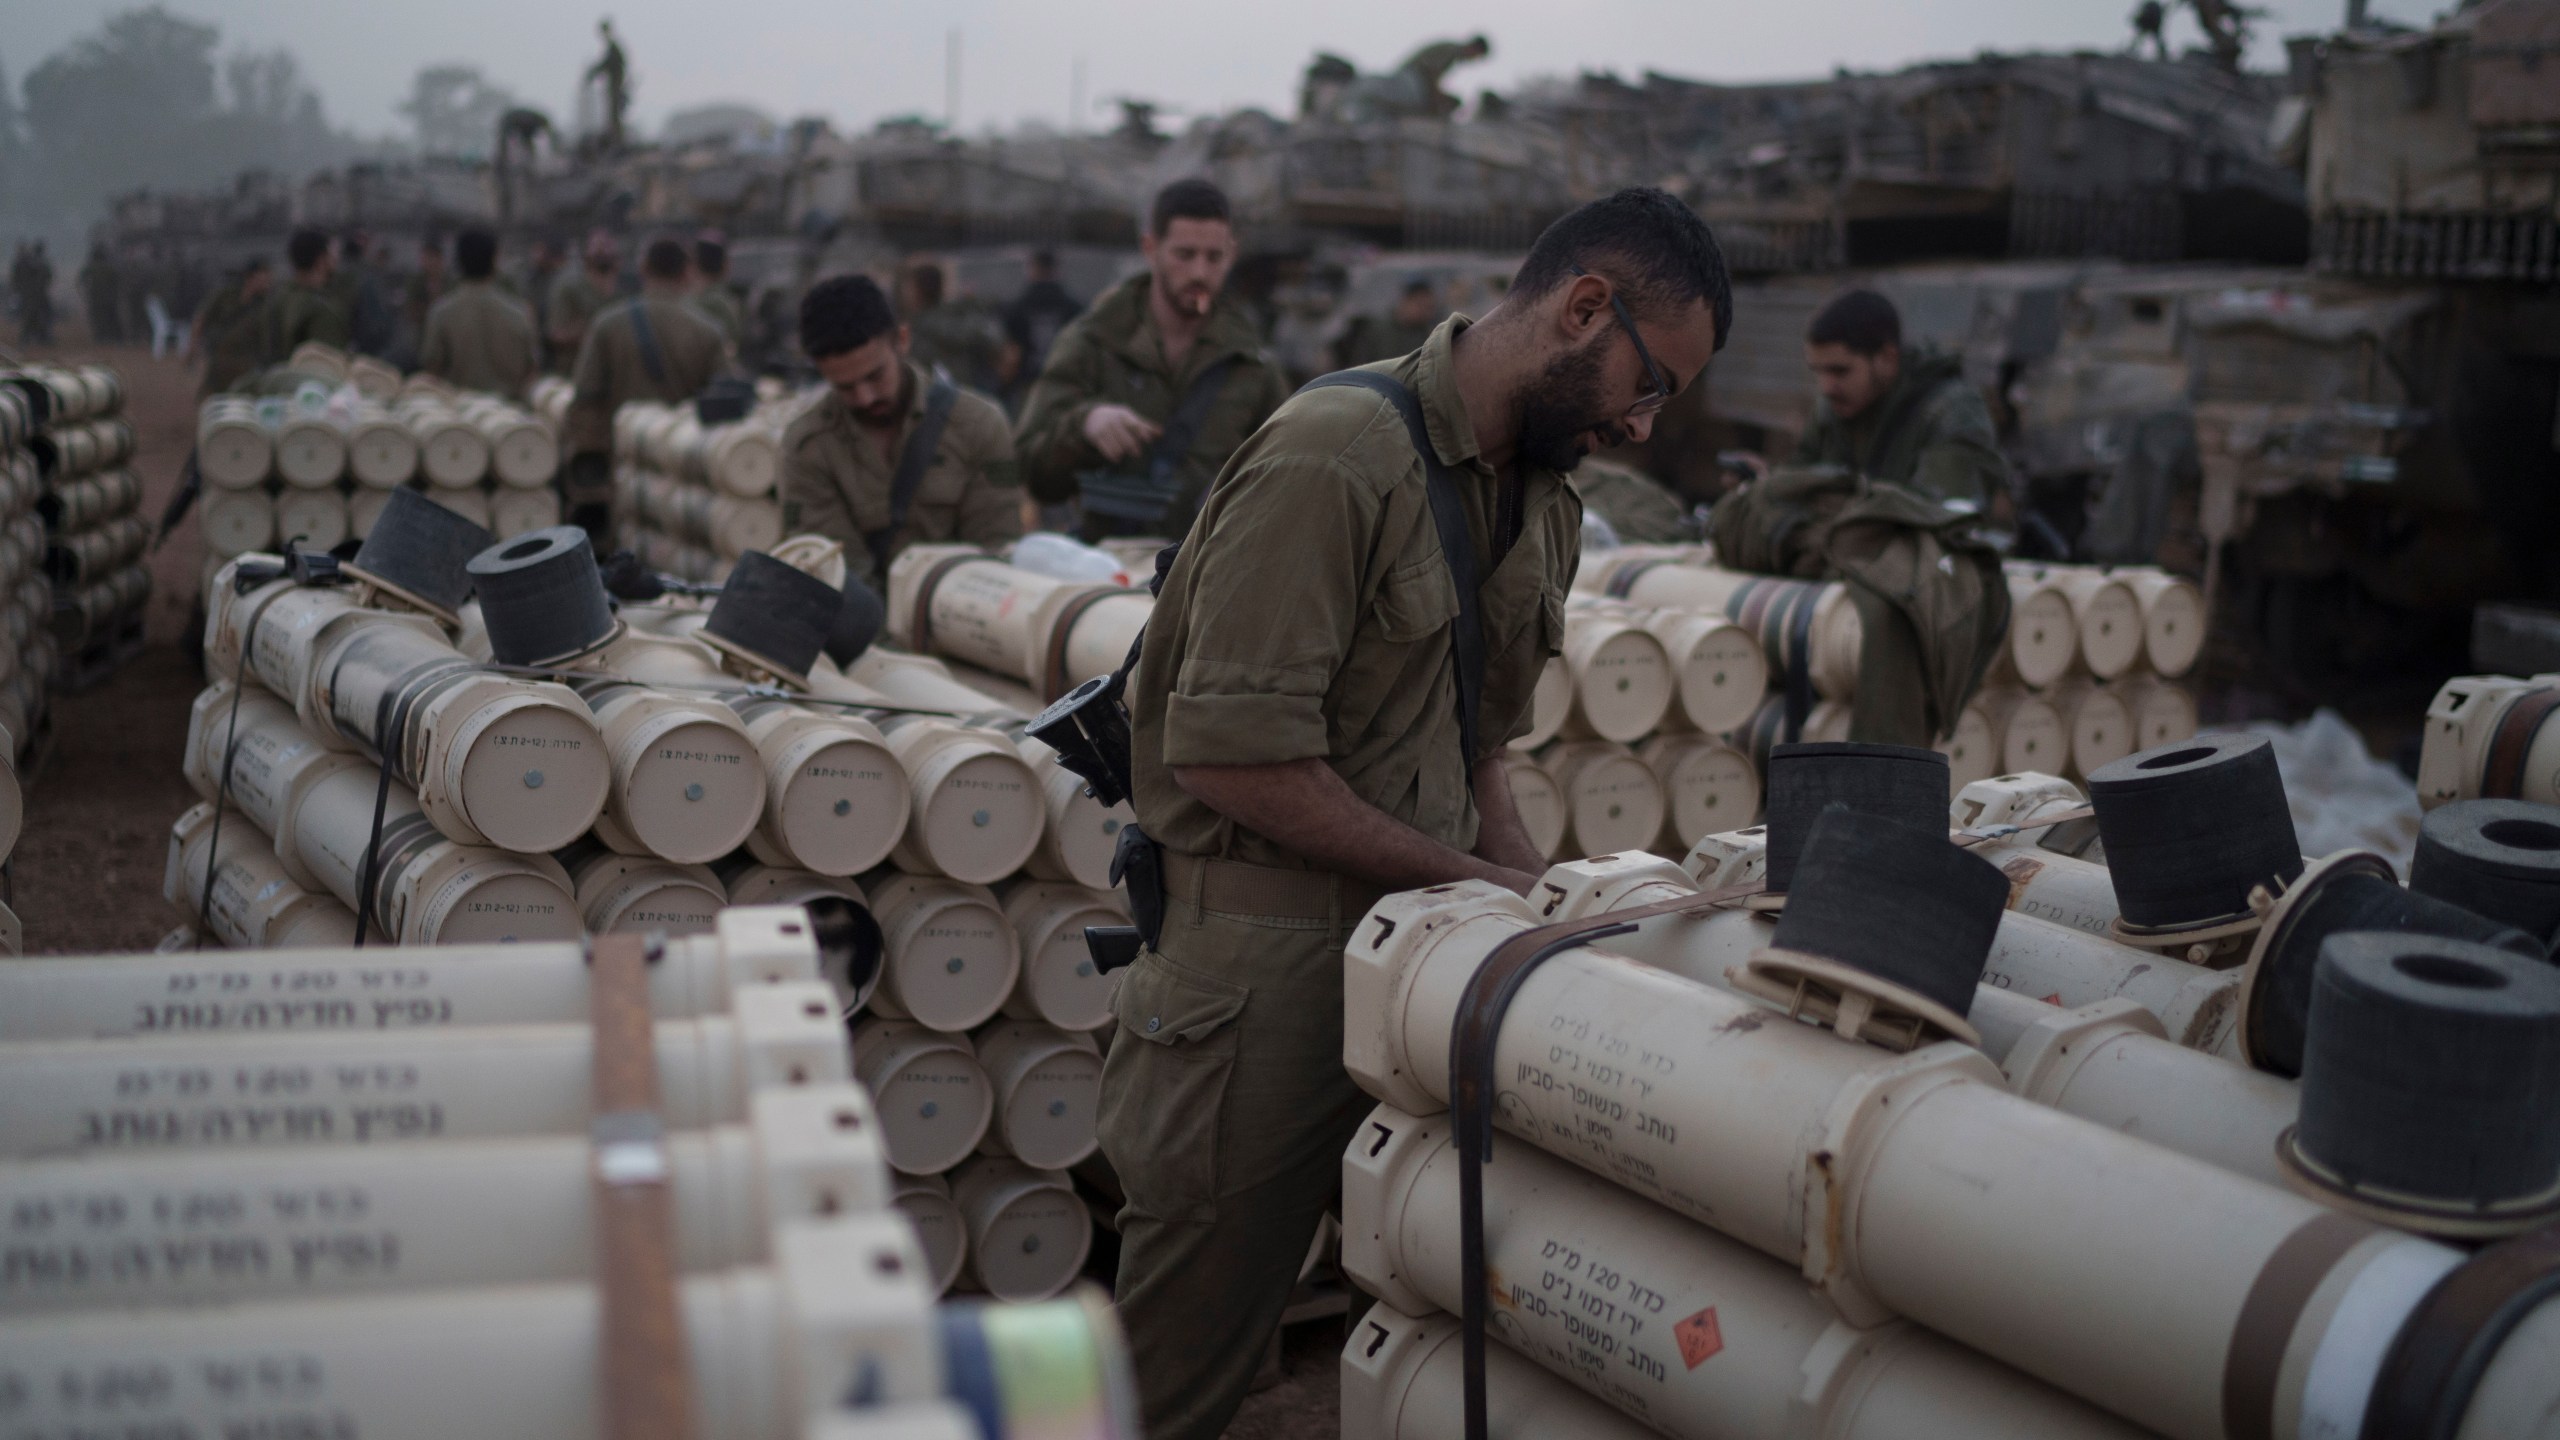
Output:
[2297, 932, 2560, 1207]
[2088, 733, 2302, 928]
[349, 488, 495, 615]
[465, 526, 617, 667]
[2250, 870, 2543, 1079]
[1768, 805, 2006, 1018]
[824, 577, 887, 667]
[703, 551, 842, 679]
[2410, 800, 2560, 953]
[1762, 741, 1950, 893]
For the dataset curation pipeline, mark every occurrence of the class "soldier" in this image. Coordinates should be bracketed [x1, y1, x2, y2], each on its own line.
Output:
[547, 230, 619, 374]
[1102, 187, 1731, 1440]
[1015, 179, 1291, 540]
[266, 228, 350, 362]
[191, 258, 273, 399]
[899, 260, 1005, 396]
[1400, 33, 1491, 116]
[402, 236, 450, 352]
[1794, 288, 2004, 512]
[562, 237, 729, 543]
[1570, 456, 1699, 544]
[1333, 274, 1442, 368]
[688, 232, 745, 348]
[779, 275, 1022, 593]
[419, 229, 540, 398]
[586, 19, 632, 152]
[11, 243, 53, 347]
[333, 230, 396, 357]
[80, 242, 122, 346]
[998, 249, 1083, 406]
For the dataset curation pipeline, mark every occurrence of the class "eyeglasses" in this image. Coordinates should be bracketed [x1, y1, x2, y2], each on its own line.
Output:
[1570, 265, 1672, 416]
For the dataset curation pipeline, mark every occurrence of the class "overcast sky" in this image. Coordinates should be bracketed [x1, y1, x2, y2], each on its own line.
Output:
[9, 0, 2446, 142]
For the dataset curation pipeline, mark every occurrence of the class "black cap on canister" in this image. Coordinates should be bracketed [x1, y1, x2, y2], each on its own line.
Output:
[1762, 742, 1950, 893]
[466, 527, 618, 667]
[2289, 932, 2560, 1234]
[824, 576, 888, 668]
[700, 551, 844, 685]
[344, 487, 495, 620]
[2410, 800, 2560, 952]
[2088, 733, 2301, 929]
[1770, 805, 2007, 1020]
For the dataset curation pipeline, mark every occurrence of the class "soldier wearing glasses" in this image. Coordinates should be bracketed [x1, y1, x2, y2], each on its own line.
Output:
[1099, 189, 1733, 1440]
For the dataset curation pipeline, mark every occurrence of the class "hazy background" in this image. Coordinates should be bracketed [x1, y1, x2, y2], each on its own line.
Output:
[0, 0, 2446, 246]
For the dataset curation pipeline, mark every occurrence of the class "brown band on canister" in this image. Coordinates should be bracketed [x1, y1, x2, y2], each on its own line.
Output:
[906, 551, 1004, 659]
[2480, 687, 2560, 801]
[2222, 1210, 2378, 1440]
[588, 933, 699, 1440]
[1040, 585, 1148, 703]
[1601, 557, 1671, 601]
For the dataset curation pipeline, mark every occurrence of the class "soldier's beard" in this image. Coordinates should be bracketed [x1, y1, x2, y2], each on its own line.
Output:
[1512, 339, 1622, 473]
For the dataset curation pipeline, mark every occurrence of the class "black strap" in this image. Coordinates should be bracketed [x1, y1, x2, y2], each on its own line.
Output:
[1298, 370, 1497, 783]
[868, 379, 958, 577]
[1782, 584, 1818, 743]
[626, 300, 668, 388]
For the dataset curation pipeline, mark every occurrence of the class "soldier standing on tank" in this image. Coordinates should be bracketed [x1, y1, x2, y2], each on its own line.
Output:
[267, 228, 350, 364]
[1014, 179, 1290, 540]
[11, 244, 54, 347]
[420, 230, 540, 398]
[1099, 187, 1732, 1440]
[688, 232, 745, 349]
[79, 242, 122, 346]
[192, 258, 273, 399]
[587, 19, 632, 152]
[547, 230, 619, 375]
[780, 274, 1023, 593]
[562, 237, 729, 544]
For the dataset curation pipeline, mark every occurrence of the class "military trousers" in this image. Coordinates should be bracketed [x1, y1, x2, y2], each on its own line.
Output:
[1094, 883, 1376, 1440]
[1844, 584, 1935, 748]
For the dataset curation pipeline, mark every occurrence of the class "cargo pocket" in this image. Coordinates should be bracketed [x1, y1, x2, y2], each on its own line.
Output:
[1096, 953, 1250, 1225]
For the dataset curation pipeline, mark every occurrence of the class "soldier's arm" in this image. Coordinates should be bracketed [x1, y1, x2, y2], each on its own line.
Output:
[564, 320, 615, 458]
[1910, 385, 2007, 512]
[1011, 321, 1108, 504]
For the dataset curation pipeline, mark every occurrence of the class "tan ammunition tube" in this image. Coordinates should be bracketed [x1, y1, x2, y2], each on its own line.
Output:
[870, 715, 1045, 884]
[1510, 656, 1572, 751]
[0, 906, 823, 1042]
[576, 680, 768, 864]
[732, 697, 910, 877]
[969, 1020, 1102, 1171]
[2121, 673, 2199, 750]
[866, 875, 1022, 1032]
[999, 881, 1125, 1033]
[853, 1018, 995, 1175]
[2122, 568, 2205, 678]
[0, 984, 852, 1157]
[1346, 882, 2482, 1440]
[948, 1155, 1091, 1302]
[1014, 728, 1132, 891]
[1342, 1303, 1661, 1440]
[1632, 606, 1767, 735]
[163, 801, 357, 951]
[562, 842, 727, 934]
[0, 1219, 942, 1440]
[1634, 733, 1759, 852]
[2002, 566, 2083, 687]
[1535, 741, 1666, 860]
[1574, 553, 1863, 700]
[0, 1085, 887, 1314]
[1345, 1104, 2148, 1440]
[1937, 695, 2000, 792]
[2053, 676, 2136, 778]
[2418, 673, 2560, 808]
[2050, 566, 2146, 680]
[886, 545, 1151, 697]
[1556, 611, 1675, 743]
[892, 1171, 969, 1296]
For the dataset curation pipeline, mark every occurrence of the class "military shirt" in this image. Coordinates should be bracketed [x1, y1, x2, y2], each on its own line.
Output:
[1792, 348, 2006, 511]
[780, 363, 1024, 591]
[196, 282, 270, 398]
[1569, 458, 1699, 545]
[1014, 272, 1292, 536]
[419, 281, 541, 397]
[1334, 313, 1438, 369]
[264, 282, 350, 364]
[547, 270, 611, 367]
[564, 292, 731, 458]
[1130, 315, 1580, 869]
[690, 285, 746, 348]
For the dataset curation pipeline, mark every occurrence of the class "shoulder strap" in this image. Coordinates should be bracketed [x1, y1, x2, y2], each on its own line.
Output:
[1146, 356, 1238, 489]
[868, 378, 959, 576]
[626, 300, 669, 387]
[1298, 369, 1489, 785]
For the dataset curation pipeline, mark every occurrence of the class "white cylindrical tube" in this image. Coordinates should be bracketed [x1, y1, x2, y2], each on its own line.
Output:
[732, 698, 910, 878]
[1536, 741, 1666, 860]
[163, 801, 358, 951]
[2121, 674, 2199, 751]
[0, 905, 825, 1042]
[2052, 567, 2145, 680]
[197, 403, 273, 489]
[970, 1020, 1102, 1170]
[1344, 1103, 2149, 1440]
[1936, 696, 1999, 793]
[274, 485, 350, 551]
[203, 486, 278, 558]
[1346, 882, 2475, 1440]
[2054, 677, 2136, 779]
[866, 874, 1021, 1033]
[563, 843, 727, 934]
[0, 984, 853, 1158]
[853, 1017, 995, 1175]
[576, 681, 768, 864]
[274, 760, 582, 945]
[491, 484, 561, 538]
[949, 1155, 1091, 1302]
[1981, 685, 2070, 777]
[347, 413, 419, 487]
[1341, 1304, 1661, 1440]
[2003, 567, 2081, 688]
[2122, 568, 2205, 678]
[1509, 655, 1572, 752]
[1635, 733, 1758, 852]
[274, 414, 348, 489]
[0, 1084, 888, 1313]
[1557, 612, 1675, 744]
[2417, 673, 2560, 809]
[1016, 730, 1133, 892]
[999, 881, 1124, 1033]
[1984, 994, 2295, 1185]
[0, 1218, 941, 1440]
[1501, 750, 1567, 860]
[872, 714, 1045, 885]
[717, 864, 880, 1013]
[893, 1171, 969, 1296]
[1634, 607, 1766, 735]
[1580, 558, 1862, 701]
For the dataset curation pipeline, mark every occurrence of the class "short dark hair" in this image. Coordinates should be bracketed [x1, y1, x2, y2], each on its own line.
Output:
[1807, 289, 1901, 356]
[1149, 178, 1231, 239]
[800, 274, 900, 359]
[642, 238, 689, 282]
[694, 238, 727, 277]
[1509, 188, 1734, 351]
[455, 229, 498, 280]
[288, 228, 330, 273]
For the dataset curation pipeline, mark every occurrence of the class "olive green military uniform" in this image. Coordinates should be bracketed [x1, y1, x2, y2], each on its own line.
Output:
[264, 281, 349, 364]
[1570, 457, 1698, 544]
[1333, 312, 1438, 369]
[1791, 347, 2004, 511]
[546, 269, 611, 373]
[564, 293, 731, 515]
[196, 281, 270, 399]
[419, 281, 541, 398]
[1104, 316, 1578, 1440]
[905, 296, 1009, 399]
[1014, 272, 1291, 540]
[780, 364, 1024, 592]
[690, 285, 746, 349]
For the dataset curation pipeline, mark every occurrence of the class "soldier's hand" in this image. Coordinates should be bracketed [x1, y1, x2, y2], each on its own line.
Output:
[1084, 404, 1163, 463]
